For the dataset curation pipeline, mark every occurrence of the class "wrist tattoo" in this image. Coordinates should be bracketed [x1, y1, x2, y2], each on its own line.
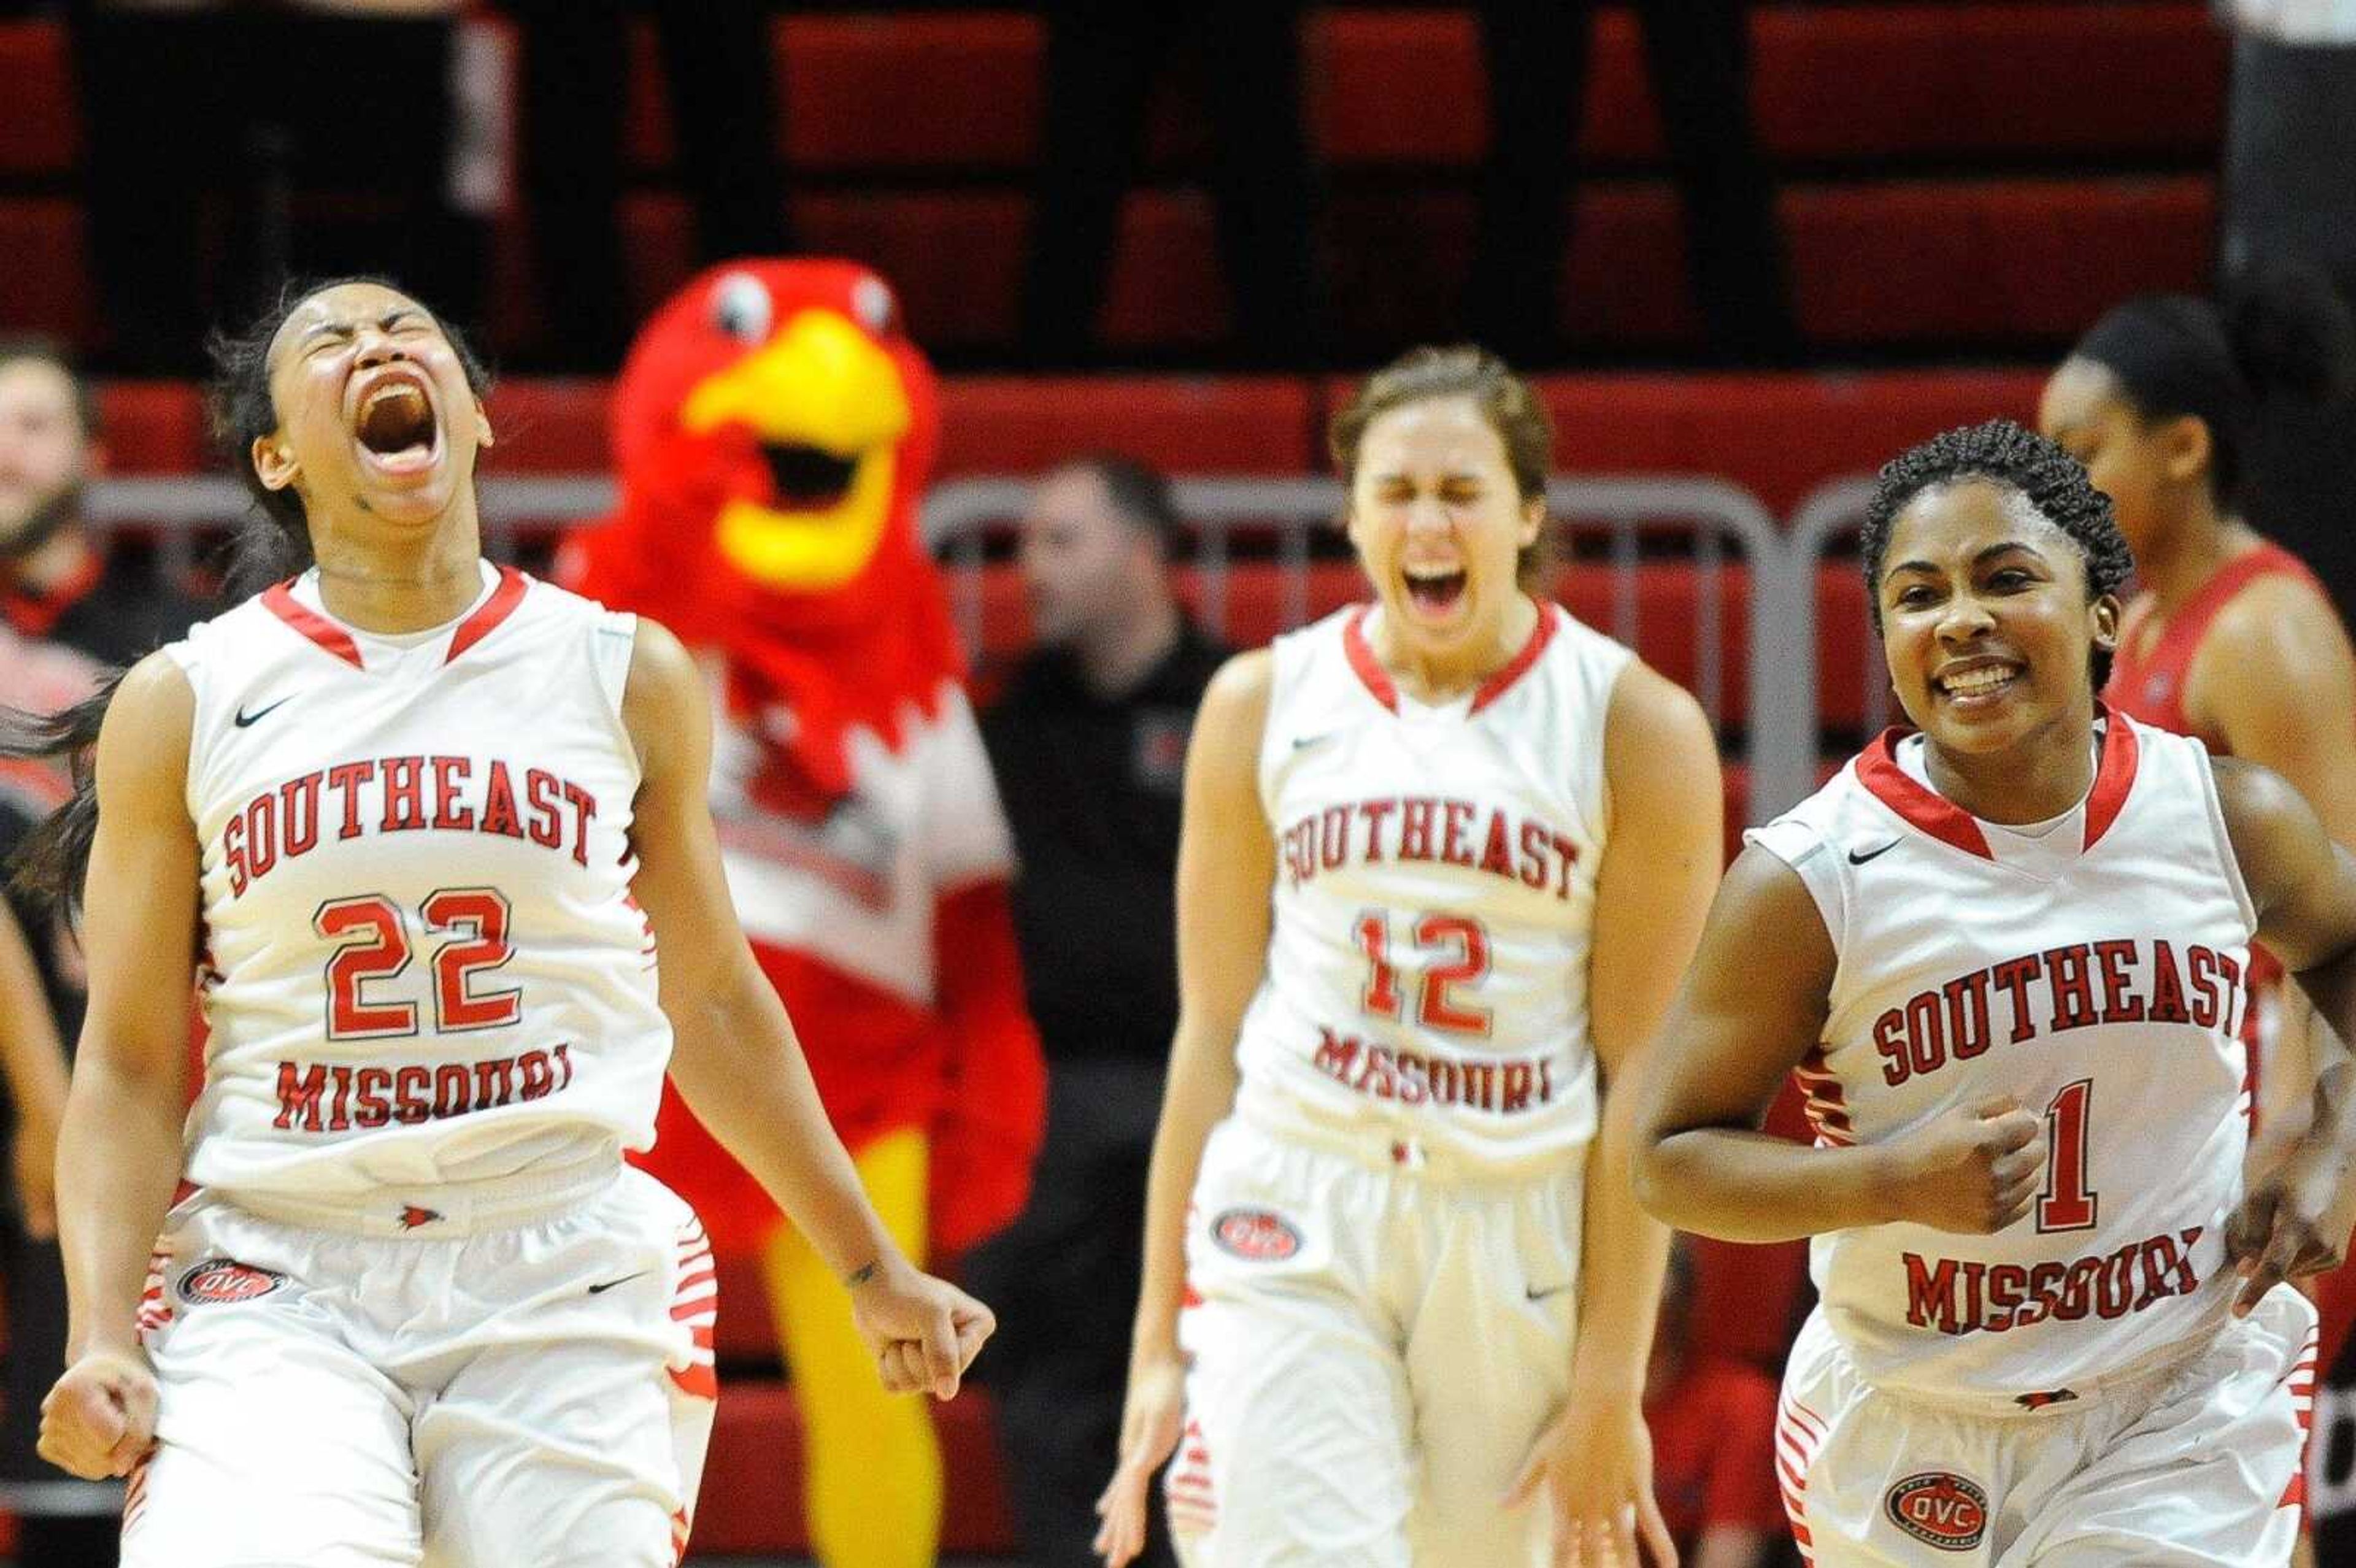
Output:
[845, 1260, 879, 1288]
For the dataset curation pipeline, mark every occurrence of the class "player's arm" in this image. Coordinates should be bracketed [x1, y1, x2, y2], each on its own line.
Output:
[1576, 664, 1719, 1385]
[622, 618, 988, 1397]
[40, 653, 198, 1479]
[1631, 846, 2045, 1242]
[1095, 648, 1271, 1568]
[0, 896, 69, 1240]
[1517, 663, 1720, 1566]
[2212, 755, 2356, 1308]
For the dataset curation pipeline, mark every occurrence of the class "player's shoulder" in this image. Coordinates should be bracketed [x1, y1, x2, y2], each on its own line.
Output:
[1749, 751, 1876, 863]
[2195, 566, 2356, 690]
[507, 568, 637, 639]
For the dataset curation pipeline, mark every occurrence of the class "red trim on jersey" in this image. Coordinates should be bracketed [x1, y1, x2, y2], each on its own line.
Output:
[1342, 607, 1399, 712]
[443, 566, 528, 665]
[1469, 600, 1559, 715]
[1855, 731, 1994, 861]
[1342, 600, 1556, 715]
[1854, 709, 2138, 863]
[2079, 706, 2139, 851]
[261, 580, 364, 669]
[2103, 542, 2323, 744]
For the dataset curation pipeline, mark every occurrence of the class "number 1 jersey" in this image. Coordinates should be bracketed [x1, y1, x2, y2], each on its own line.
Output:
[163, 565, 669, 1198]
[1234, 602, 1631, 1170]
[1748, 713, 2256, 1401]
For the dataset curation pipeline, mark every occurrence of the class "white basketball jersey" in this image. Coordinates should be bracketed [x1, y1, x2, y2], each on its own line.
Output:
[164, 564, 669, 1198]
[1749, 714, 2255, 1401]
[1234, 603, 1630, 1169]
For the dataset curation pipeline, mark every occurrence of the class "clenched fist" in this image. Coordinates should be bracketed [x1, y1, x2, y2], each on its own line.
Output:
[1882, 1096, 2047, 1234]
[40, 1347, 158, 1480]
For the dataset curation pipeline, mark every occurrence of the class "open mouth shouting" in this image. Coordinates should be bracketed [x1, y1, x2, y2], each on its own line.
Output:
[1402, 564, 1469, 621]
[348, 369, 442, 482]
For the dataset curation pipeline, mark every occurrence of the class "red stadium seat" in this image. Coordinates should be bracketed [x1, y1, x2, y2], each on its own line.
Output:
[600, 6, 2220, 175]
[0, 21, 75, 176]
[94, 382, 210, 474]
[1526, 370, 2048, 517]
[936, 377, 1317, 476]
[583, 177, 2215, 356]
[482, 379, 615, 474]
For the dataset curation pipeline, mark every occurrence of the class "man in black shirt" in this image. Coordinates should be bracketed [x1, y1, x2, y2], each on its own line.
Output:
[0, 340, 204, 1566]
[0, 340, 207, 666]
[968, 456, 1225, 1568]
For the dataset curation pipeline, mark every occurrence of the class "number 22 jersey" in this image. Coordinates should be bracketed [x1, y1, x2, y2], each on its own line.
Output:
[1749, 713, 2256, 1401]
[163, 564, 671, 1199]
[1233, 602, 1631, 1171]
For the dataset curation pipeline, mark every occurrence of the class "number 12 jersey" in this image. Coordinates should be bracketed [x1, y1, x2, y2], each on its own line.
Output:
[1234, 602, 1633, 1172]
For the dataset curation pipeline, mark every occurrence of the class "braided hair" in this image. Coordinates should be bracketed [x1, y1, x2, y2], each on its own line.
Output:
[1863, 418, 2134, 690]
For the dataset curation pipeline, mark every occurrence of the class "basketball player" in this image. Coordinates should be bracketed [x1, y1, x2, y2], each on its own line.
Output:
[2039, 268, 2356, 1132]
[23, 277, 994, 1566]
[1094, 346, 1724, 1567]
[1632, 419, 2356, 1565]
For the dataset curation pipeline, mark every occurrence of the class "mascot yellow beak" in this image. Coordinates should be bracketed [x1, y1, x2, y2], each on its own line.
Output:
[681, 309, 912, 591]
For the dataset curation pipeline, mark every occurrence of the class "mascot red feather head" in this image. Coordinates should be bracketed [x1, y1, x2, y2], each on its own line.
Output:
[566, 258, 959, 803]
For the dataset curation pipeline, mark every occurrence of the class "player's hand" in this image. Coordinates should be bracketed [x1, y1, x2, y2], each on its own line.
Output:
[39, 1346, 159, 1480]
[1094, 1347, 1185, 1567]
[2226, 1137, 2355, 1317]
[10, 1113, 57, 1241]
[1884, 1096, 2046, 1234]
[1507, 1384, 1677, 1567]
[847, 1255, 995, 1401]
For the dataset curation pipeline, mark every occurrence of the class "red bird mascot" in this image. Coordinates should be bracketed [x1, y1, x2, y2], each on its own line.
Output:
[566, 259, 1043, 1568]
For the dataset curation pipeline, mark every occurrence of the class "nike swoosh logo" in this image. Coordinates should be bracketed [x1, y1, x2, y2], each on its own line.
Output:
[1849, 840, 1901, 865]
[234, 696, 294, 728]
[1525, 1283, 1573, 1302]
[587, 1270, 650, 1296]
[1291, 733, 1334, 751]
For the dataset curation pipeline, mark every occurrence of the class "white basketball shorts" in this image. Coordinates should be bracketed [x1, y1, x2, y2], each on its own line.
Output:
[1776, 1286, 2317, 1566]
[1168, 1112, 1584, 1568]
[123, 1163, 717, 1567]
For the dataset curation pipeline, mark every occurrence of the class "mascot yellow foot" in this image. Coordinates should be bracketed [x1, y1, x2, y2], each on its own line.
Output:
[767, 1129, 942, 1568]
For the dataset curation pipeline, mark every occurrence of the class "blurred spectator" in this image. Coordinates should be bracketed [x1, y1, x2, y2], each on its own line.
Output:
[0, 340, 206, 664]
[503, 1, 789, 372]
[2218, 4, 2356, 625]
[69, 0, 480, 375]
[1469, 0, 1795, 365]
[965, 458, 1227, 1568]
[0, 790, 97, 1568]
[1021, 2, 1320, 366]
[1644, 1243, 1785, 1567]
[0, 340, 200, 1564]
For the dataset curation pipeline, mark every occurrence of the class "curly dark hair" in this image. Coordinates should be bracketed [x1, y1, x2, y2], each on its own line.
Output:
[1861, 418, 2135, 692]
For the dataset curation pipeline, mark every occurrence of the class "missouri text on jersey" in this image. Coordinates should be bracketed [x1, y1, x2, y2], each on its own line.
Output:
[222, 755, 603, 897]
[1279, 796, 1581, 897]
[275, 1045, 576, 1132]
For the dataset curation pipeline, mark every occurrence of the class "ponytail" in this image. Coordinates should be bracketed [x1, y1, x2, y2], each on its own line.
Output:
[2073, 257, 2356, 507]
[2223, 257, 2356, 408]
[1, 675, 121, 920]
